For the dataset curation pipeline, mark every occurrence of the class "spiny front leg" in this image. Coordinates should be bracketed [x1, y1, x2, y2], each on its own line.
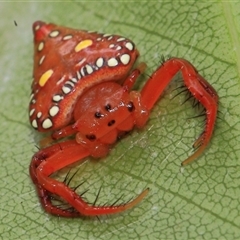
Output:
[30, 140, 90, 217]
[140, 58, 219, 165]
[30, 140, 148, 217]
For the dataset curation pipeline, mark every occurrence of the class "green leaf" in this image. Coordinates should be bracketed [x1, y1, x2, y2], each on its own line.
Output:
[0, 1, 239, 239]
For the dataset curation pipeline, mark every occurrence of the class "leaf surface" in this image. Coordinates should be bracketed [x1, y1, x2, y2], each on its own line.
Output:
[0, 1, 239, 239]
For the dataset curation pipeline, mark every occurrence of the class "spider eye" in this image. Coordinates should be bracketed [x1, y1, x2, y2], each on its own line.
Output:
[94, 112, 102, 118]
[127, 101, 135, 112]
[105, 104, 112, 111]
[108, 120, 116, 127]
[86, 134, 96, 141]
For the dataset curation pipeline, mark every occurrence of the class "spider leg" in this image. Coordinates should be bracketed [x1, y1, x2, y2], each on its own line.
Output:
[123, 62, 147, 91]
[30, 140, 89, 217]
[30, 140, 148, 217]
[140, 58, 219, 165]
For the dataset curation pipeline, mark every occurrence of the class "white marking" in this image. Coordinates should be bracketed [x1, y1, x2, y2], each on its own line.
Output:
[32, 119, 38, 128]
[96, 58, 104, 68]
[49, 30, 60, 37]
[117, 37, 125, 42]
[125, 42, 134, 51]
[120, 54, 130, 65]
[56, 76, 65, 85]
[30, 94, 34, 101]
[116, 46, 122, 51]
[107, 58, 118, 67]
[71, 78, 78, 83]
[37, 112, 42, 118]
[34, 24, 40, 31]
[76, 71, 81, 80]
[63, 35, 72, 40]
[65, 81, 75, 88]
[42, 118, 53, 129]
[49, 106, 59, 117]
[31, 99, 36, 104]
[81, 67, 85, 76]
[107, 36, 113, 41]
[29, 108, 35, 117]
[39, 55, 45, 65]
[38, 42, 44, 51]
[52, 95, 63, 102]
[86, 64, 93, 74]
[103, 33, 112, 37]
[78, 58, 86, 66]
[109, 44, 115, 48]
[96, 37, 102, 41]
[62, 85, 71, 94]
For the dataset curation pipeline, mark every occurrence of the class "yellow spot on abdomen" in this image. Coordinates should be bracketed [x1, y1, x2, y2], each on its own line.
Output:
[39, 69, 53, 87]
[75, 39, 93, 52]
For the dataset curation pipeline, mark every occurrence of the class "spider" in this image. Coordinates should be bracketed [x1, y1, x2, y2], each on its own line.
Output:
[29, 21, 218, 217]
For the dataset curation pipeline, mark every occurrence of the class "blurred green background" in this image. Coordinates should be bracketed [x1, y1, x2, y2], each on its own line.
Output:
[0, 1, 239, 239]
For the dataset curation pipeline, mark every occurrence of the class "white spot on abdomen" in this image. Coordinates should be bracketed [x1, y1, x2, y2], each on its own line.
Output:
[49, 30, 60, 38]
[34, 24, 40, 31]
[39, 55, 45, 65]
[76, 71, 81, 80]
[30, 94, 34, 101]
[38, 42, 44, 51]
[103, 33, 112, 37]
[65, 81, 75, 88]
[117, 37, 125, 42]
[42, 118, 53, 129]
[49, 106, 59, 117]
[32, 119, 38, 128]
[125, 42, 134, 51]
[63, 35, 72, 41]
[86, 64, 93, 74]
[120, 54, 130, 65]
[37, 112, 42, 118]
[62, 85, 71, 94]
[29, 108, 35, 117]
[52, 94, 63, 102]
[71, 78, 78, 83]
[107, 58, 118, 67]
[96, 58, 104, 68]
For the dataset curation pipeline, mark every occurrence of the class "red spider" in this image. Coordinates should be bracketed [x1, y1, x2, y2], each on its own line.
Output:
[29, 21, 219, 217]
